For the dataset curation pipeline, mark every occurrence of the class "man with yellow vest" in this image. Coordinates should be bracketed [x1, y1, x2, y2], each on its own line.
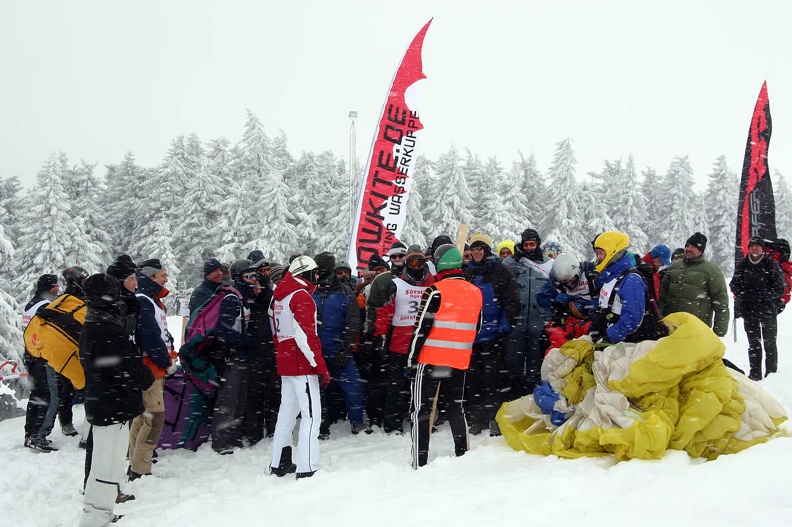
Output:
[407, 244, 483, 469]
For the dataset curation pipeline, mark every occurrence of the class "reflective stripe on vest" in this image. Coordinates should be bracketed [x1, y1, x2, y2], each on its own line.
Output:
[417, 279, 482, 370]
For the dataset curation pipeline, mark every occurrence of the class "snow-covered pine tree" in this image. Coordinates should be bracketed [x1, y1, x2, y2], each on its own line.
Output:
[475, 156, 521, 243]
[63, 160, 112, 272]
[302, 151, 351, 257]
[13, 152, 86, 302]
[128, 138, 188, 302]
[774, 170, 792, 241]
[422, 146, 473, 239]
[463, 149, 486, 222]
[406, 154, 434, 245]
[601, 155, 649, 252]
[175, 153, 229, 288]
[0, 224, 22, 367]
[538, 138, 589, 256]
[103, 151, 146, 256]
[640, 167, 664, 245]
[0, 176, 21, 288]
[703, 155, 738, 275]
[577, 179, 616, 260]
[513, 151, 545, 228]
[658, 155, 699, 248]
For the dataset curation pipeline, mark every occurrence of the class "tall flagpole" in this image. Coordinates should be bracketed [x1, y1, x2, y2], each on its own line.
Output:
[348, 110, 358, 241]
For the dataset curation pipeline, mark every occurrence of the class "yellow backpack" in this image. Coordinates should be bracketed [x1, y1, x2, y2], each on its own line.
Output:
[23, 294, 87, 389]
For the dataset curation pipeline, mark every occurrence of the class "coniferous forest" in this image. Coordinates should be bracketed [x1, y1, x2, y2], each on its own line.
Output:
[1, 109, 792, 366]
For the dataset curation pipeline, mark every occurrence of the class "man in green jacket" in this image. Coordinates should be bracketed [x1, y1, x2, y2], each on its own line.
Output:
[659, 232, 730, 337]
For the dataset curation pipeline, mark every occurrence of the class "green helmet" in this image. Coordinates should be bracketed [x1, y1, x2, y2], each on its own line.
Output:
[434, 244, 463, 271]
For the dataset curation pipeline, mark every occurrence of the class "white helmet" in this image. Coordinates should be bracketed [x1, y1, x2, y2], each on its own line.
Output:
[551, 253, 579, 284]
[288, 255, 318, 276]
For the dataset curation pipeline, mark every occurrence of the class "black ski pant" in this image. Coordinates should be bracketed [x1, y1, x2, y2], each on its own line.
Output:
[465, 337, 507, 429]
[364, 340, 388, 428]
[410, 364, 468, 469]
[211, 357, 249, 452]
[244, 356, 278, 444]
[23, 352, 51, 439]
[383, 353, 410, 434]
[57, 373, 77, 426]
[744, 315, 778, 379]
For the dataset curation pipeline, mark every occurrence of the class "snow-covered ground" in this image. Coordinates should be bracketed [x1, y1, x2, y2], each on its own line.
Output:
[2, 310, 792, 527]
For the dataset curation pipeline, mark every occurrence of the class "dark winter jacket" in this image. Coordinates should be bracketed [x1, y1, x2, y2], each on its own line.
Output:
[312, 277, 360, 360]
[80, 276, 154, 426]
[364, 270, 398, 335]
[730, 255, 785, 320]
[659, 255, 730, 337]
[135, 275, 175, 373]
[215, 285, 255, 362]
[189, 279, 221, 314]
[247, 284, 275, 367]
[464, 256, 519, 342]
[502, 254, 553, 335]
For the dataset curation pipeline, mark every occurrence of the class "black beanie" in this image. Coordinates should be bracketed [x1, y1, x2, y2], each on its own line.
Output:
[107, 255, 138, 281]
[748, 236, 764, 248]
[314, 251, 336, 274]
[521, 228, 541, 245]
[685, 232, 707, 253]
[203, 257, 223, 276]
[139, 258, 164, 278]
[367, 254, 390, 271]
[83, 273, 120, 306]
[36, 274, 59, 292]
[431, 235, 453, 255]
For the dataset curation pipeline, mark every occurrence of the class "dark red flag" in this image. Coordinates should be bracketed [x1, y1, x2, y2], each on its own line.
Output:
[735, 81, 775, 269]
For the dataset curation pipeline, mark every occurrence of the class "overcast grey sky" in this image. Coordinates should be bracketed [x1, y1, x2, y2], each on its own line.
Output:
[1, 0, 791, 191]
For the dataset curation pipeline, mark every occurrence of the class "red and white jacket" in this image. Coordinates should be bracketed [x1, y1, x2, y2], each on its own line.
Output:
[270, 271, 329, 377]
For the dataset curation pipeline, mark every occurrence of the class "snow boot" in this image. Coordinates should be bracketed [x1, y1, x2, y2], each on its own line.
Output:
[270, 446, 297, 477]
[116, 491, 135, 504]
[296, 470, 316, 479]
[351, 423, 372, 435]
[25, 435, 57, 452]
[61, 423, 79, 437]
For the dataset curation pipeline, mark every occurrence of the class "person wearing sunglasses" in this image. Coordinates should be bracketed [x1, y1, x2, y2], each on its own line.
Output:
[501, 228, 554, 397]
[463, 232, 518, 437]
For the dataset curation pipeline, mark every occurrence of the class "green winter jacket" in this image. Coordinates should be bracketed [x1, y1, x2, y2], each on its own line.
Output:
[658, 255, 730, 337]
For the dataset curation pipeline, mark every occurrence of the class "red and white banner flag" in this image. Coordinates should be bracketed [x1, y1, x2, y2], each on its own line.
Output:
[347, 19, 432, 273]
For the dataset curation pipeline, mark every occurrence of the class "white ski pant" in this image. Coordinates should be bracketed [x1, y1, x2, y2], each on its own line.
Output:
[271, 375, 322, 474]
[80, 422, 129, 527]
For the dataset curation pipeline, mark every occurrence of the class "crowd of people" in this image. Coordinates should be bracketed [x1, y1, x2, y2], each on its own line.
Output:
[18, 227, 790, 525]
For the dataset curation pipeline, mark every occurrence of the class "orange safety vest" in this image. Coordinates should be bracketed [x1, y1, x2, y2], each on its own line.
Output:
[417, 279, 482, 370]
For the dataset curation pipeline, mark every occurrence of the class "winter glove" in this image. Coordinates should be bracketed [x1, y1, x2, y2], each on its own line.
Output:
[165, 361, 179, 376]
[555, 293, 571, 304]
[320, 371, 332, 389]
[334, 348, 349, 368]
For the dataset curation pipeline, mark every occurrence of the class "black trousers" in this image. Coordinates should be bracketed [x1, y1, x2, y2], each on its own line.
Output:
[23, 352, 50, 439]
[383, 353, 410, 433]
[744, 315, 778, 378]
[410, 364, 468, 469]
[57, 373, 77, 426]
[465, 338, 507, 429]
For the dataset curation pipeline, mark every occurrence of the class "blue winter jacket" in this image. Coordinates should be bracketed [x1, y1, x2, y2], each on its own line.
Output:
[135, 276, 173, 369]
[464, 256, 519, 343]
[595, 254, 647, 343]
[312, 279, 359, 359]
[215, 283, 256, 361]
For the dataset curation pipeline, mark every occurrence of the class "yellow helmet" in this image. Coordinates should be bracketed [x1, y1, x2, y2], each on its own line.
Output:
[593, 231, 630, 273]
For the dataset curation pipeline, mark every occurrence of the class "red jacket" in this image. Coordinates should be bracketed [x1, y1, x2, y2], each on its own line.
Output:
[271, 272, 329, 377]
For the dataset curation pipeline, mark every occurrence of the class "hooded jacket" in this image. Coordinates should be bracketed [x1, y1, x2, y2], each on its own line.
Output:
[659, 255, 730, 336]
[135, 275, 175, 377]
[271, 271, 329, 377]
[80, 276, 154, 426]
